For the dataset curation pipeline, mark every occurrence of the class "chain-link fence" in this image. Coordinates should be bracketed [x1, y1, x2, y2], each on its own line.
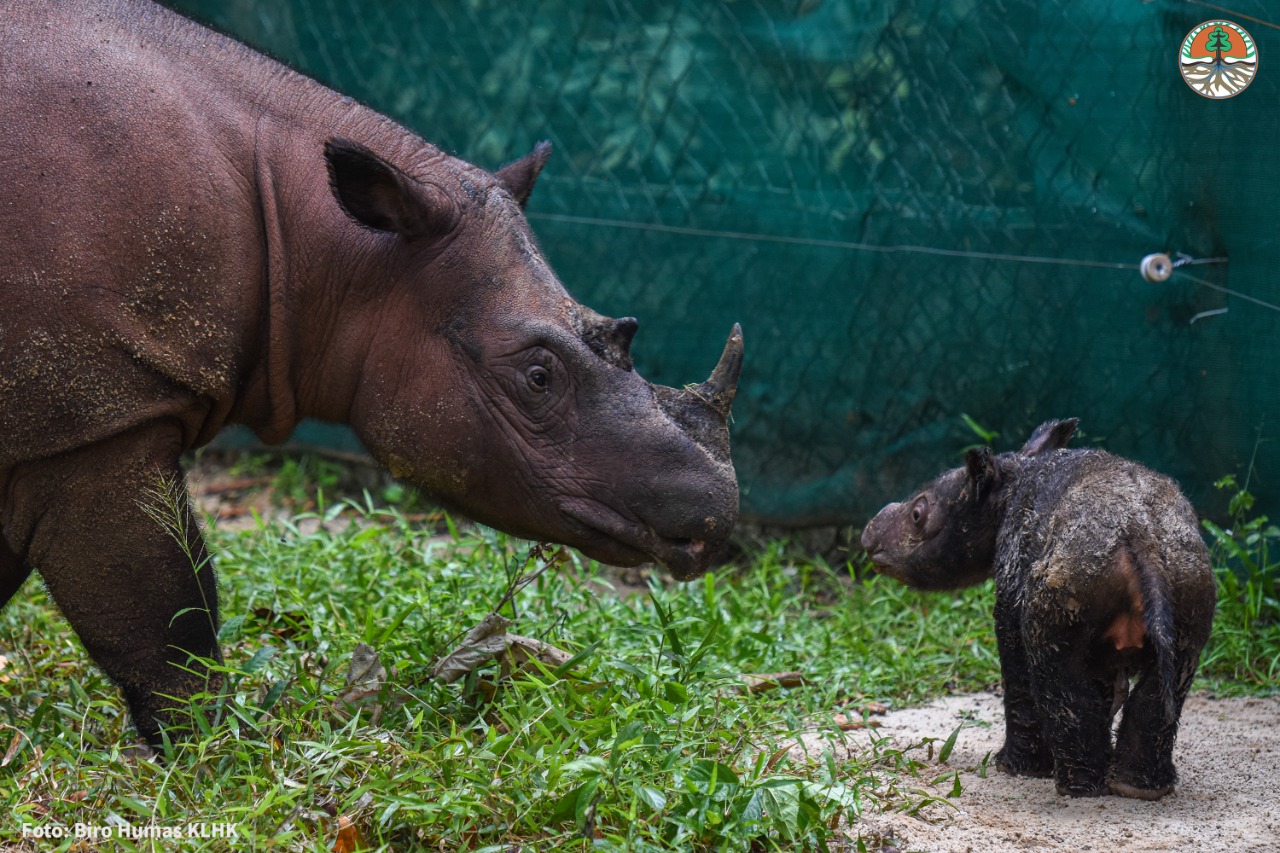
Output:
[170, 0, 1280, 526]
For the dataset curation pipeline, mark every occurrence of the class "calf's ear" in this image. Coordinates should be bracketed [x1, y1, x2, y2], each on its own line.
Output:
[495, 141, 552, 208]
[1020, 418, 1079, 456]
[965, 447, 1000, 501]
[325, 137, 455, 239]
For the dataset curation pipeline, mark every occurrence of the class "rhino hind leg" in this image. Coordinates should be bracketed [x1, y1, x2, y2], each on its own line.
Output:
[1107, 664, 1188, 800]
[1036, 671, 1115, 796]
[7, 425, 223, 747]
[1021, 622, 1115, 797]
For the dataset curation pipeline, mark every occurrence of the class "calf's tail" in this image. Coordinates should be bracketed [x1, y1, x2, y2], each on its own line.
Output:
[1133, 548, 1179, 721]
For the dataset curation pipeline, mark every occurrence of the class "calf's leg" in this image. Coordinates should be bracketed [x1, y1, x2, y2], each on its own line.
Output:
[992, 593, 1053, 777]
[1026, 631, 1114, 797]
[1108, 654, 1196, 799]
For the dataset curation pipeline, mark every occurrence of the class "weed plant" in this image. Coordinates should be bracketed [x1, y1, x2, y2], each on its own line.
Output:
[1199, 476, 1280, 691]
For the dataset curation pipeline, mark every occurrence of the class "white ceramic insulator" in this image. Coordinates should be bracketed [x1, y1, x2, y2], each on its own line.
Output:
[1140, 253, 1173, 283]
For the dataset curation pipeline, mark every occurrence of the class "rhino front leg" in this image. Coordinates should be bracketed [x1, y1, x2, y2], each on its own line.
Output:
[992, 595, 1053, 777]
[0, 536, 34, 608]
[5, 425, 222, 746]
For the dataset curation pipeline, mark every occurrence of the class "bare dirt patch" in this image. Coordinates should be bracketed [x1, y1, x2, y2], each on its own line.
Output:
[848, 691, 1280, 852]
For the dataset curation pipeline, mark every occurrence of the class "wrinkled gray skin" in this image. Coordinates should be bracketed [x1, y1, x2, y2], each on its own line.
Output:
[862, 419, 1215, 800]
[0, 0, 741, 746]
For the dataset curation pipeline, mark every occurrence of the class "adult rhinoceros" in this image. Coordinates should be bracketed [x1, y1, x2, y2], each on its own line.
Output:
[0, 0, 742, 745]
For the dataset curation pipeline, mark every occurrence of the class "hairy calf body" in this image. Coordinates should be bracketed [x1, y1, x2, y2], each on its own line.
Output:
[862, 420, 1214, 799]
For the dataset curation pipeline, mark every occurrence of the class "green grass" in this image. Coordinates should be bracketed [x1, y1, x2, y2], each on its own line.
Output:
[0, 473, 1275, 851]
[1198, 476, 1280, 690]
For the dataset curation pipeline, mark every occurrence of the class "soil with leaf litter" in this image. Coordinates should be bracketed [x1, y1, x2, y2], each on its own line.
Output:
[833, 690, 1280, 852]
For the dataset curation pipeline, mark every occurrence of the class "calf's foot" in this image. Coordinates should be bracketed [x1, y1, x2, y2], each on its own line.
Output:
[1055, 776, 1109, 798]
[995, 743, 1053, 778]
[1108, 779, 1173, 801]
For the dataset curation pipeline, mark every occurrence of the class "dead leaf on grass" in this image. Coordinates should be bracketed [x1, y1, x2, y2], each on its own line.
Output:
[500, 633, 574, 677]
[737, 671, 809, 694]
[332, 814, 363, 853]
[832, 713, 883, 731]
[1, 728, 26, 767]
[335, 644, 398, 725]
[431, 612, 575, 687]
[252, 606, 313, 640]
[763, 743, 793, 773]
[431, 613, 512, 684]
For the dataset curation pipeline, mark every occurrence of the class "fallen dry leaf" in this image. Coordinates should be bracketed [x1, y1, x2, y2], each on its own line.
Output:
[252, 606, 313, 640]
[500, 633, 574, 677]
[431, 613, 575, 687]
[832, 713, 883, 731]
[23, 799, 50, 817]
[763, 743, 793, 773]
[335, 644, 397, 725]
[737, 671, 808, 694]
[431, 613, 512, 684]
[1, 729, 25, 767]
[332, 814, 363, 853]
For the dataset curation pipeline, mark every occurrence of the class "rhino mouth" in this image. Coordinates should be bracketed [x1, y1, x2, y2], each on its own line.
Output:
[862, 549, 910, 581]
[560, 500, 713, 580]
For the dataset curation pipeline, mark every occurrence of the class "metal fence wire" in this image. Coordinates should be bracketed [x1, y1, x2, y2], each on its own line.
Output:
[169, 0, 1280, 527]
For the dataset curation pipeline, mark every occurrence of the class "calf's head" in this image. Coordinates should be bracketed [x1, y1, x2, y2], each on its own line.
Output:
[322, 138, 741, 579]
[860, 419, 1079, 590]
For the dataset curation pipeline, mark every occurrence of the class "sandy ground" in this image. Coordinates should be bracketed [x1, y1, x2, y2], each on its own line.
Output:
[842, 691, 1280, 852]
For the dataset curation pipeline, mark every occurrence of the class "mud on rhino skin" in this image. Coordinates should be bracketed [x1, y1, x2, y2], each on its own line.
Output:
[861, 419, 1215, 800]
[0, 0, 742, 746]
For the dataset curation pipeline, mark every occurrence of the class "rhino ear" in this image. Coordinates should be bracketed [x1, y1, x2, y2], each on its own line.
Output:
[495, 140, 552, 208]
[1021, 418, 1079, 456]
[964, 447, 1000, 501]
[325, 137, 447, 239]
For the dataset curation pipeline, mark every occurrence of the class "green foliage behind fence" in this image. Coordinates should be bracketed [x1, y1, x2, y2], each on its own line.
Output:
[169, 0, 1280, 526]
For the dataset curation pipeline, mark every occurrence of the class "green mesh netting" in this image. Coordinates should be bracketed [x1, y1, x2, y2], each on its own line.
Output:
[167, 0, 1280, 526]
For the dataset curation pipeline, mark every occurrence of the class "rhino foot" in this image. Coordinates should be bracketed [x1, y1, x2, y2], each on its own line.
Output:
[1109, 780, 1174, 800]
[994, 746, 1054, 778]
[1055, 780, 1109, 798]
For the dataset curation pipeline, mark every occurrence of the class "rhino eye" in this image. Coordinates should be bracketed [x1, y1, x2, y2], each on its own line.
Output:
[526, 364, 550, 392]
[911, 497, 928, 527]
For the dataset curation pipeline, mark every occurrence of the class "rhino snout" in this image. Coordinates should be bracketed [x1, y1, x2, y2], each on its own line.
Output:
[560, 493, 735, 580]
[860, 504, 899, 561]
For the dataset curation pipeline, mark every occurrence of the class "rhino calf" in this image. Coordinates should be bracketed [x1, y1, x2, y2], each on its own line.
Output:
[861, 419, 1215, 800]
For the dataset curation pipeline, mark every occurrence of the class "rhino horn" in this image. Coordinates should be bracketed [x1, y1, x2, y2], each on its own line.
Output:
[574, 307, 639, 371]
[689, 324, 743, 420]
